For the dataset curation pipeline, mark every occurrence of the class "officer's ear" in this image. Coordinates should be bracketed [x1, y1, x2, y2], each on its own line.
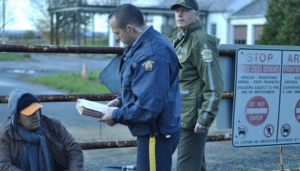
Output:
[126, 25, 134, 33]
[194, 10, 200, 18]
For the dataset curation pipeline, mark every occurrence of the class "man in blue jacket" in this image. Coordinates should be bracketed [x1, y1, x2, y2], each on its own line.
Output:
[99, 4, 181, 171]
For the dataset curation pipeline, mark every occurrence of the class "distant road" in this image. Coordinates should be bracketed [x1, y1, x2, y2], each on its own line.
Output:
[0, 53, 113, 77]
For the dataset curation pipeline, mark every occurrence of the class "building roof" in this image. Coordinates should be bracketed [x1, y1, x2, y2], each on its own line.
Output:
[159, 0, 234, 12]
[232, 0, 269, 16]
[50, 0, 237, 14]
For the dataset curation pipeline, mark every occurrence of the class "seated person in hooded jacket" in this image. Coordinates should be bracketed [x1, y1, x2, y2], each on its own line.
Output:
[0, 89, 85, 171]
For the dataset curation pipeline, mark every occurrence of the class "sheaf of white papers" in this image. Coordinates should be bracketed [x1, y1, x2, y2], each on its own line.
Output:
[77, 99, 117, 113]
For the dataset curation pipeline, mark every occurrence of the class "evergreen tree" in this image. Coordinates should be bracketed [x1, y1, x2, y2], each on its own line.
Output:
[258, 0, 300, 45]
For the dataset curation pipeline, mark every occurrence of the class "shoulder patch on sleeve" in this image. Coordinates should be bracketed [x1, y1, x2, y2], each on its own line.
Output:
[201, 49, 213, 63]
[142, 60, 155, 71]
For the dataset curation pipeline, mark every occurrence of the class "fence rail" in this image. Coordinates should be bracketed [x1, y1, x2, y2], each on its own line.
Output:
[0, 91, 233, 103]
[0, 44, 124, 54]
[0, 44, 236, 57]
[79, 133, 232, 150]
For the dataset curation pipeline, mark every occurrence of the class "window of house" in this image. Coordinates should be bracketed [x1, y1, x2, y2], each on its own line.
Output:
[211, 23, 216, 37]
[234, 26, 247, 44]
[199, 15, 207, 32]
[254, 25, 264, 44]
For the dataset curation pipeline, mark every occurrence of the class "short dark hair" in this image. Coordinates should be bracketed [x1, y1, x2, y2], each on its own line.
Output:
[108, 4, 145, 30]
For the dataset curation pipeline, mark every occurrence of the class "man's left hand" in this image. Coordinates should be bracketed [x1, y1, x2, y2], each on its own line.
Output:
[194, 123, 207, 134]
[98, 109, 117, 126]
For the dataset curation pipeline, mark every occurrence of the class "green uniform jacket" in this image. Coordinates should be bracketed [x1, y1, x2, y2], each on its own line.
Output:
[167, 20, 224, 129]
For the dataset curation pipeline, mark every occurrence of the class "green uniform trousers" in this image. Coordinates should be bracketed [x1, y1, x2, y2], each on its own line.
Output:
[177, 128, 208, 171]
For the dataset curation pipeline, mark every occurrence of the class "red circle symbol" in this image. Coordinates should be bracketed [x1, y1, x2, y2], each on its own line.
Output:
[245, 96, 269, 126]
[264, 124, 274, 138]
[295, 100, 300, 123]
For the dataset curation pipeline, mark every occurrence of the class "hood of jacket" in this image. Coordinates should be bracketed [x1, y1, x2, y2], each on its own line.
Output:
[8, 89, 42, 129]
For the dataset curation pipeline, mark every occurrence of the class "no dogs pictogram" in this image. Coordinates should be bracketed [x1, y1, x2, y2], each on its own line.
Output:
[245, 96, 269, 126]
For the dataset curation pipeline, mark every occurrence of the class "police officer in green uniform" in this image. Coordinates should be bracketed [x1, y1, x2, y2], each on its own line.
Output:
[167, 0, 224, 170]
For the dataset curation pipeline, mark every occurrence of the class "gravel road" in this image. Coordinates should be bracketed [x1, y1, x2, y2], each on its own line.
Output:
[80, 120, 300, 171]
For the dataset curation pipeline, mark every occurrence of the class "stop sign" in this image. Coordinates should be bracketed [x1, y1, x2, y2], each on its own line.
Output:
[245, 96, 269, 126]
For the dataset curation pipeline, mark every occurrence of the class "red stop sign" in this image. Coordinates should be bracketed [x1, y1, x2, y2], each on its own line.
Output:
[245, 96, 269, 126]
[295, 99, 300, 123]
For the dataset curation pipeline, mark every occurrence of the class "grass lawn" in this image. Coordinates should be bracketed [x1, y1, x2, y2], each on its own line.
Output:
[21, 70, 111, 94]
[1, 39, 112, 94]
[0, 53, 30, 61]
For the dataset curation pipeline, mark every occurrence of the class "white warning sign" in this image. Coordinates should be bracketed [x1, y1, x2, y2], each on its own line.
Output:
[232, 48, 300, 148]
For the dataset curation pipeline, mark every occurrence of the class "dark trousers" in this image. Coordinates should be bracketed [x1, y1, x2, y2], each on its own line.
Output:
[136, 129, 180, 171]
[177, 128, 208, 171]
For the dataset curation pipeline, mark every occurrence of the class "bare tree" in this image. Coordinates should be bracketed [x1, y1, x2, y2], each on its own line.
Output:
[28, 0, 97, 44]
[27, 0, 148, 44]
[28, 0, 51, 39]
[89, 0, 140, 6]
[89, 0, 121, 5]
[0, 0, 15, 44]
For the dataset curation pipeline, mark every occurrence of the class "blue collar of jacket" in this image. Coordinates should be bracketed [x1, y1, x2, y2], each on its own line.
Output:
[124, 25, 154, 58]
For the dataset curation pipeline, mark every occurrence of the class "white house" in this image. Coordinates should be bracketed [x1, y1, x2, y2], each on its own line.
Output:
[109, 0, 269, 46]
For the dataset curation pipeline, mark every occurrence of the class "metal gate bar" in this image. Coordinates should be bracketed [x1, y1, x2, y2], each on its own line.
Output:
[0, 44, 236, 57]
[0, 91, 233, 103]
[80, 133, 232, 150]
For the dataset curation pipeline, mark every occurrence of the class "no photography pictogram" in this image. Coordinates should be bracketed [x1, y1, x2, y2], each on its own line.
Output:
[245, 96, 269, 126]
[295, 99, 300, 123]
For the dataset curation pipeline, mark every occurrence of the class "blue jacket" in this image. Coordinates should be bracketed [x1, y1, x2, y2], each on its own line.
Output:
[112, 26, 181, 136]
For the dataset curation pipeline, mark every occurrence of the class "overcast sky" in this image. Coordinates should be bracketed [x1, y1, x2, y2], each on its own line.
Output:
[5, 0, 34, 31]
[6, 0, 107, 32]
[5, 0, 164, 32]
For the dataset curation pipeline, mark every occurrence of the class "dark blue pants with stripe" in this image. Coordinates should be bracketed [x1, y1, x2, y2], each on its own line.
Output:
[136, 129, 181, 171]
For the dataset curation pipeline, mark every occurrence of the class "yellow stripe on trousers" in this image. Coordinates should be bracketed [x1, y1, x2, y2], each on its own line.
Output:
[149, 136, 156, 171]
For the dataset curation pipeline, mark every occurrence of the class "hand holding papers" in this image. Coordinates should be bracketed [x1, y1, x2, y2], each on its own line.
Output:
[75, 99, 118, 118]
